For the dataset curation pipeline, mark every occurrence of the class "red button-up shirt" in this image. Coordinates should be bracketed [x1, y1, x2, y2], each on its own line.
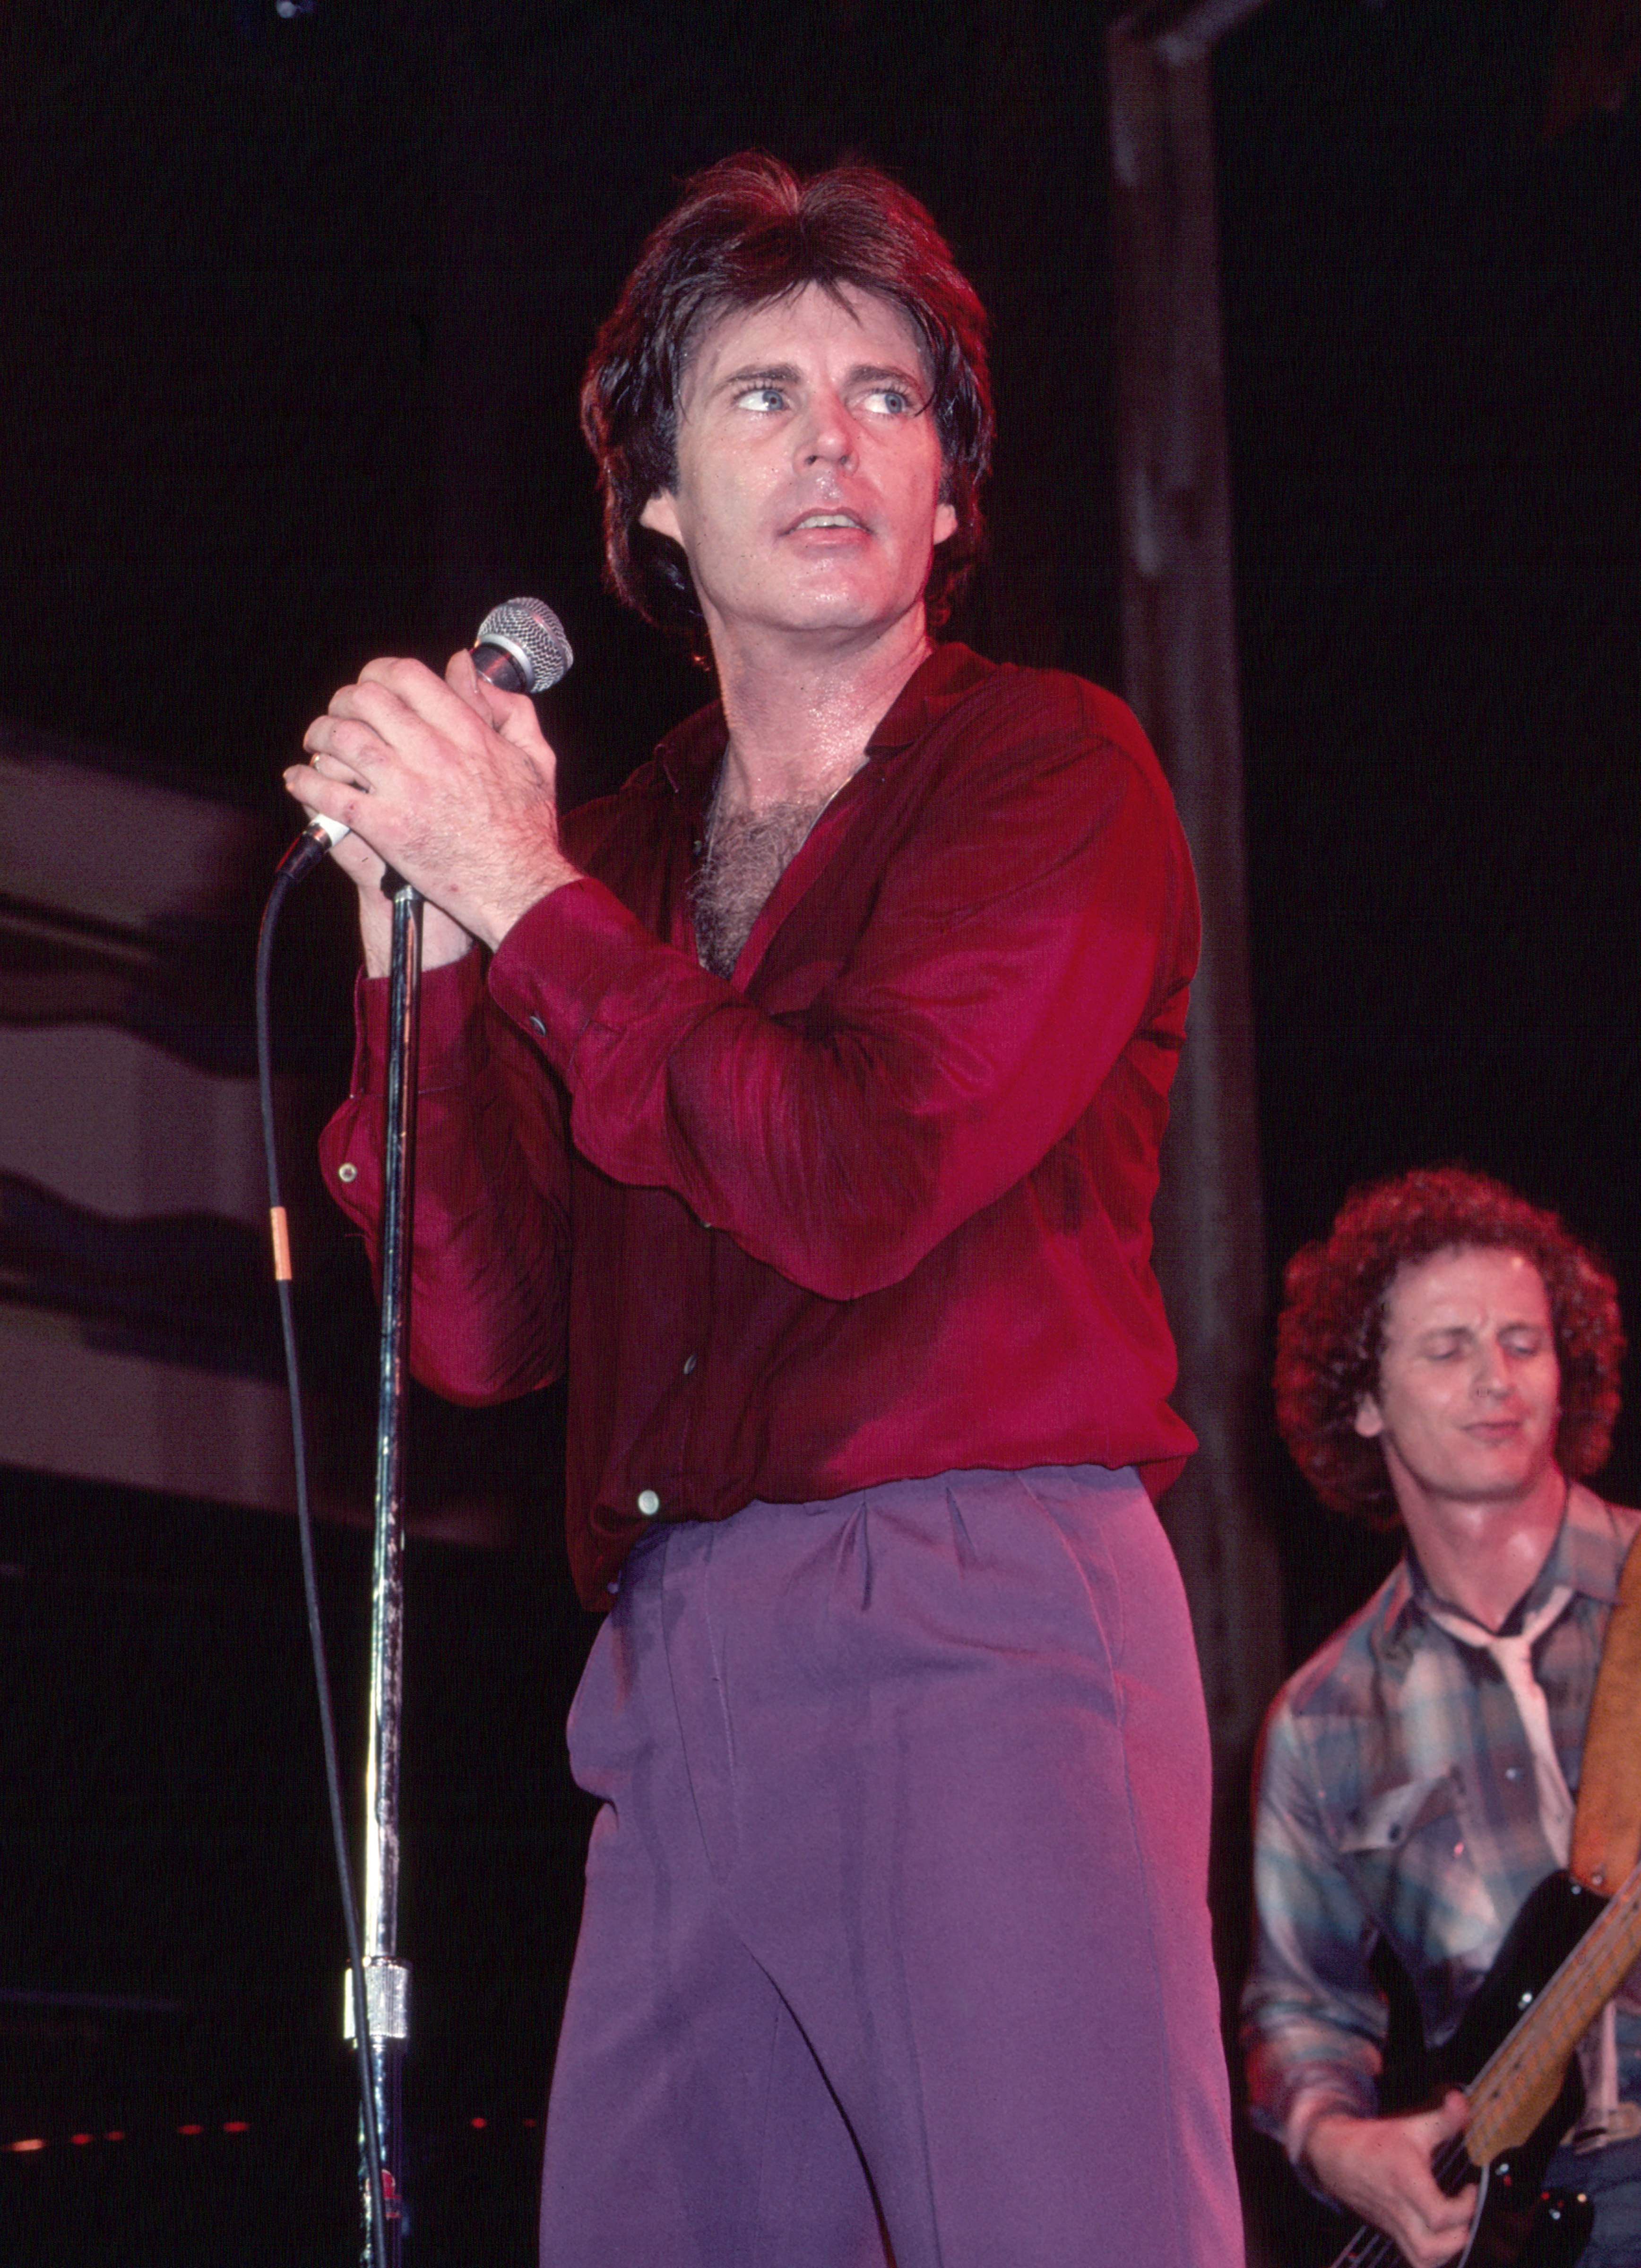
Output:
[320, 643, 1199, 1607]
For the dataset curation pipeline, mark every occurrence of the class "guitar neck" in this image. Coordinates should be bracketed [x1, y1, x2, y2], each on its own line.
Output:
[1466, 1862, 1641, 2165]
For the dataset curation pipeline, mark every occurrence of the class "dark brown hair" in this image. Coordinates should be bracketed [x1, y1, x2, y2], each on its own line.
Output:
[580, 151, 993, 641]
[1275, 1165, 1624, 1525]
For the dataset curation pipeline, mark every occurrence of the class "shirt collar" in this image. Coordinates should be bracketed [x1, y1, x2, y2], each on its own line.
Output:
[651, 640, 996, 799]
[1383, 1476, 1619, 1652]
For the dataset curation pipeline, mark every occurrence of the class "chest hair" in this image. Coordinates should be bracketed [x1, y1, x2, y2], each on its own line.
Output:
[691, 791, 837, 978]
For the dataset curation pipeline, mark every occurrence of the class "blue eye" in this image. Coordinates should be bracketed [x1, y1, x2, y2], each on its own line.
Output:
[733, 385, 786, 413]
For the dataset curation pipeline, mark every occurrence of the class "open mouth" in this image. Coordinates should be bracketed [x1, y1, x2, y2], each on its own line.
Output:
[786, 510, 867, 533]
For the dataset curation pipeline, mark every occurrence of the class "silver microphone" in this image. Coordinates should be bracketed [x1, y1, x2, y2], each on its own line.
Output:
[280, 598, 573, 876]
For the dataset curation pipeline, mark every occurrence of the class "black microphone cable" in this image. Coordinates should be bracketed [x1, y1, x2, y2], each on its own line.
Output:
[256, 852, 390, 2268]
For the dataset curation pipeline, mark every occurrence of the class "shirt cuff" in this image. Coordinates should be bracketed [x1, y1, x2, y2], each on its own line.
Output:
[486, 879, 668, 1078]
[349, 945, 491, 1097]
[1287, 2082, 1373, 2175]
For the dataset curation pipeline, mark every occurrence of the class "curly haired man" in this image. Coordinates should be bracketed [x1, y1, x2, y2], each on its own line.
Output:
[1244, 1164, 1641, 2266]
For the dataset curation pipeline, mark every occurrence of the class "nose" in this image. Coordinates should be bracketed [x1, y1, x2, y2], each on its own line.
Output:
[795, 386, 856, 471]
[1472, 1339, 1511, 1399]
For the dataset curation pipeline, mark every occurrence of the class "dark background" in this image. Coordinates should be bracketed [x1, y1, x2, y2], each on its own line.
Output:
[1, 1, 1637, 2259]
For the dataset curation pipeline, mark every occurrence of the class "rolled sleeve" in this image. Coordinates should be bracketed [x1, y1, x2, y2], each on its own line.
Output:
[1242, 1705, 1388, 2160]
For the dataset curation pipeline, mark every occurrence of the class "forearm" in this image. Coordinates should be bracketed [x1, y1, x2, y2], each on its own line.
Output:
[1244, 2027, 1380, 2165]
[1243, 1711, 1394, 2166]
[495, 741, 1192, 1298]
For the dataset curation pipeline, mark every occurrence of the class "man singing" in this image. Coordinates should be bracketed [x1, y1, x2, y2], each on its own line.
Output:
[287, 152, 1242, 2268]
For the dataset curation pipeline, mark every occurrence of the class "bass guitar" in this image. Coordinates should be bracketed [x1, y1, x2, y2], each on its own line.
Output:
[1330, 1856, 1641, 2266]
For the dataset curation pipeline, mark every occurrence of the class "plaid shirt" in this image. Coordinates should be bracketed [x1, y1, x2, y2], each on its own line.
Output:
[1243, 1482, 1641, 2161]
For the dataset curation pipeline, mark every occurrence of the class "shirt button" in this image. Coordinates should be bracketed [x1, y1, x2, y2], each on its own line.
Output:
[528, 1015, 547, 1037]
[337, 1162, 358, 1184]
[682, 1354, 697, 1376]
[637, 1489, 661, 1518]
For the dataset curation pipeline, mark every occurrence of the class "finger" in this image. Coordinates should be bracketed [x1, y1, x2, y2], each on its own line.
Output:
[487, 681, 550, 753]
[444, 647, 490, 715]
[303, 745, 375, 798]
[328, 830, 387, 887]
[444, 648, 556, 769]
[355, 654, 434, 699]
[357, 653, 484, 737]
[344, 655, 544, 777]
[283, 759, 377, 841]
[1425, 2181, 1477, 2228]
[306, 686, 463, 796]
[302, 709, 390, 770]
[324, 673, 430, 742]
[1406, 2093, 1469, 2151]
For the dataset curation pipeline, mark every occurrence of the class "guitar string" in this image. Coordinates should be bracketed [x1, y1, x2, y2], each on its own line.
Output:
[1332, 2132, 1472, 2268]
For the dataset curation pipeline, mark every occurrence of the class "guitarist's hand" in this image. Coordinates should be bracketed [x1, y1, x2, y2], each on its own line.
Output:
[1306, 2093, 1477, 2267]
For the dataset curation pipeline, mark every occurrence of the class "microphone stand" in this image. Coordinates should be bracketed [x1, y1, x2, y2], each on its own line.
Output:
[345, 868, 421, 2267]
[268, 603, 567, 2267]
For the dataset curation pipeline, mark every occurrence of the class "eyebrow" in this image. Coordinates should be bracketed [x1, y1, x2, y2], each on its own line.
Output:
[715, 363, 804, 395]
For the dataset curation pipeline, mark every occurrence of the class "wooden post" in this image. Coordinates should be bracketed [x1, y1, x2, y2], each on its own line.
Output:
[1106, 22, 1284, 1804]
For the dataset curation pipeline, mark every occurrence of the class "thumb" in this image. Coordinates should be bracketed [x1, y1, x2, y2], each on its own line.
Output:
[444, 647, 542, 748]
[1429, 2089, 1470, 2141]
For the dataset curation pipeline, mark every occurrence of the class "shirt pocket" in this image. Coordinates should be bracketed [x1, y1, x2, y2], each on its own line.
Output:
[1338, 1773, 1503, 1986]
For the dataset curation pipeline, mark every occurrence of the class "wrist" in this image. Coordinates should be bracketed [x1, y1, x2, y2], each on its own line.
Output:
[471, 856, 582, 952]
[359, 889, 476, 979]
[1297, 2103, 1370, 2186]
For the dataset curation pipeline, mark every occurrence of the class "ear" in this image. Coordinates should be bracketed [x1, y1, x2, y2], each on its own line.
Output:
[640, 490, 683, 544]
[1354, 1394, 1386, 1441]
[933, 498, 958, 547]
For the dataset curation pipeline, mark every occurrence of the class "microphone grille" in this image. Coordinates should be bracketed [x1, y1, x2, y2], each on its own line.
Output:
[476, 597, 574, 692]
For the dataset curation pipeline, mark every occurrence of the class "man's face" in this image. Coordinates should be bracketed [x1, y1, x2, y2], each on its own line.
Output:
[1354, 1244, 1562, 1518]
[639, 283, 958, 653]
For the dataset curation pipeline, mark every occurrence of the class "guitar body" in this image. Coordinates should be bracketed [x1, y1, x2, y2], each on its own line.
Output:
[1331, 1872, 1609, 2267]
[1456, 2156, 1593, 2267]
[1436, 1871, 1605, 2108]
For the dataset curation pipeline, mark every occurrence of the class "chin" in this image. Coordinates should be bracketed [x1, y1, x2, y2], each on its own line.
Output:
[1456, 1458, 1553, 1502]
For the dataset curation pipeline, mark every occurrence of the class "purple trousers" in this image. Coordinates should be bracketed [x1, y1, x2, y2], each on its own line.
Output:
[539, 1465, 1243, 2267]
